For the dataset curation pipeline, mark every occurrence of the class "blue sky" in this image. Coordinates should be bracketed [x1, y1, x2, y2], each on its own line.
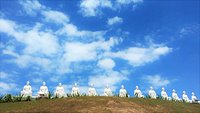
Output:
[0, 0, 199, 98]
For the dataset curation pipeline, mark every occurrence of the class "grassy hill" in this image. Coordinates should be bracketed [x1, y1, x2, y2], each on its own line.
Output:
[0, 96, 200, 113]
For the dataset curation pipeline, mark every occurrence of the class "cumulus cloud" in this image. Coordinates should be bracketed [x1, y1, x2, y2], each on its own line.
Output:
[0, 19, 60, 56]
[57, 23, 105, 39]
[0, 82, 18, 94]
[42, 10, 69, 24]
[79, 0, 112, 17]
[63, 42, 98, 62]
[19, 0, 44, 16]
[97, 58, 115, 70]
[143, 74, 170, 88]
[116, 0, 143, 5]
[3, 49, 52, 70]
[105, 44, 172, 67]
[107, 16, 123, 25]
[79, 0, 143, 17]
[19, 0, 106, 40]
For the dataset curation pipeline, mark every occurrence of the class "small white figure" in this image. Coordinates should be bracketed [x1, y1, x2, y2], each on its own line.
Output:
[119, 85, 127, 97]
[54, 83, 65, 98]
[148, 86, 157, 99]
[182, 91, 191, 103]
[38, 82, 49, 98]
[88, 84, 97, 96]
[172, 89, 180, 101]
[134, 86, 144, 98]
[21, 81, 32, 97]
[104, 85, 112, 96]
[161, 87, 169, 100]
[71, 83, 79, 96]
[191, 92, 200, 104]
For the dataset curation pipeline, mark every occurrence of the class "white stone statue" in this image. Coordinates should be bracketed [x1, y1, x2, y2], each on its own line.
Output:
[161, 87, 169, 100]
[71, 83, 79, 96]
[182, 91, 191, 103]
[191, 92, 200, 104]
[88, 84, 97, 96]
[119, 85, 127, 97]
[54, 83, 65, 98]
[134, 86, 144, 98]
[104, 85, 112, 96]
[21, 81, 32, 97]
[148, 86, 157, 99]
[38, 82, 49, 97]
[172, 89, 180, 101]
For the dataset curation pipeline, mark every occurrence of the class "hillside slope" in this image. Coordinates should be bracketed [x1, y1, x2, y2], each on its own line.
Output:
[0, 97, 200, 113]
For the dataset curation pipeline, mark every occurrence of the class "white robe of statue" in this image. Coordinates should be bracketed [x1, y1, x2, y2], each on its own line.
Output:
[38, 82, 49, 97]
[104, 85, 112, 96]
[191, 92, 200, 104]
[21, 81, 32, 97]
[54, 83, 65, 98]
[88, 84, 97, 96]
[134, 86, 144, 98]
[182, 91, 191, 103]
[71, 83, 79, 96]
[148, 86, 157, 99]
[172, 89, 180, 101]
[161, 87, 169, 100]
[119, 85, 127, 97]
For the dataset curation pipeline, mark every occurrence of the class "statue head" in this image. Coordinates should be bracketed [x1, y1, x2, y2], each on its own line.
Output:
[183, 91, 186, 94]
[136, 86, 139, 89]
[172, 89, 176, 93]
[162, 87, 165, 91]
[43, 82, 46, 86]
[74, 83, 77, 87]
[90, 84, 94, 87]
[121, 85, 124, 89]
[59, 83, 62, 86]
[150, 86, 153, 90]
[26, 81, 30, 85]
[192, 92, 195, 96]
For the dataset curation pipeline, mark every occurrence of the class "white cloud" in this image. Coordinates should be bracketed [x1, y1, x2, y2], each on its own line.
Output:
[56, 38, 120, 74]
[15, 55, 52, 69]
[19, 0, 69, 25]
[97, 58, 115, 70]
[42, 10, 69, 24]
[0, 82, 18, 94]
[2, 47, 53, 71]
[0, 19, 60, 56]
[79, 0, 112, 16]
[0, 19, 16, 35]
[116, 0, 143, 5]
[105, 44, 172, 67]
[57, 23, 105, 39]
[79, 0, 143, 17]
[19, 0, 44, 16]
[63, 42, 98, 62]
[21, 28, 60, 56]
[19, 0, 106, 40]
[107, 16, 123, 25]
[143, 74, 170, 88]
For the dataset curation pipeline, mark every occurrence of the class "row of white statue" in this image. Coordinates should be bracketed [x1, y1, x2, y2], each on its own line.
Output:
[21, 81, 200, 103]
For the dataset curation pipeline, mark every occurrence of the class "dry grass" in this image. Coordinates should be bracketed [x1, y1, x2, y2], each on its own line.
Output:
[0, 96, 200, 113]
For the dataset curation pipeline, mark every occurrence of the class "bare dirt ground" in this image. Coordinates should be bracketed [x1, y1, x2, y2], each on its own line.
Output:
[0, 97, 200, 113]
